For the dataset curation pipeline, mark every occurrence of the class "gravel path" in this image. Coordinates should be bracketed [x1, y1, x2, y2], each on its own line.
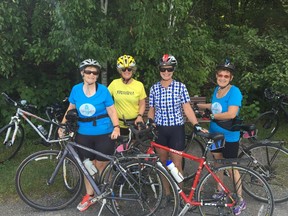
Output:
[0, 197, 287, 215]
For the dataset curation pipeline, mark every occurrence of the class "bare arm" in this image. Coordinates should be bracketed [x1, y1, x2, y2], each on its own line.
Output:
[58, 103, 76, 137]
[135, 98, 146, 124]
[106, 105, 120, 139]
[213, 106, 239, 120]
[182, 102, 198, 125]
[197, 103, 211, 110]
[147, 106, 155, 120]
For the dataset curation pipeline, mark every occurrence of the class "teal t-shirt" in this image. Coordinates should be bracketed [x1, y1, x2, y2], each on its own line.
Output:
[209, 85, 242, 142]
[69, 82, 114, 135]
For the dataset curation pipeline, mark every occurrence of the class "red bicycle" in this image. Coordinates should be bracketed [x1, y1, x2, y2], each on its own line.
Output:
[118, 122, 274, 216]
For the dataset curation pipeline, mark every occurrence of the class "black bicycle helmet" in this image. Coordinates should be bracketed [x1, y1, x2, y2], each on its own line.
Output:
[216, 59, 235, 73]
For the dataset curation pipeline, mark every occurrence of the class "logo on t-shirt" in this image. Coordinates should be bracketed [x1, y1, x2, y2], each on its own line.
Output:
[116, 90, 135, 95]
[79, 103, 96, 117]
[211, 102, 222, 114]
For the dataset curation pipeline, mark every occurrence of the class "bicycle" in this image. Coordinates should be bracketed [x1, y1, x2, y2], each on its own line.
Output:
[238, 124, 288, 203]
[184, 120, 288, 203]
[128, 122, 274, 215]
[254, 88, 288, 140]
[0, 92, 69, 163]
[15, 135, 180, 215]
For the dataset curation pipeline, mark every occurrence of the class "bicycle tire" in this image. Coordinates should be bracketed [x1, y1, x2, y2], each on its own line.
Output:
[15, 150, 83, 210]
[0, 124, 24, 163]
[110, 160, 179, 216]
[254, 111, 279, 140]
[62, 157, 82, 193]
[99, 148, 146, 184]
[196, 164, 274, 216]
[238, 142, 288, 203]
[182, 136, 204, 181]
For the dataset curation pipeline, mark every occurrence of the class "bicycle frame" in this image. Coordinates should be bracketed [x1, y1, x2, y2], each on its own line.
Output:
[48, 141, 161, 211]
[149, 140, 237, 214]
[4, 107, 69, 146]
[279, 96, 288, 119]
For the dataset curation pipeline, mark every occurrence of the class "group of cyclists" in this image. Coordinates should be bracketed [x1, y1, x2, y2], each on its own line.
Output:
[58, 54, 245, 215]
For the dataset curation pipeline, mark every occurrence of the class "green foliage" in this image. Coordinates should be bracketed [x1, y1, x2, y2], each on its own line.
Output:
[0, 0, 287, 122]
[240, 96, 260, 121]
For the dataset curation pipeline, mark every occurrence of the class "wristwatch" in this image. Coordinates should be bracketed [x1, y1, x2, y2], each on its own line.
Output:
[210, 114, 215, 120]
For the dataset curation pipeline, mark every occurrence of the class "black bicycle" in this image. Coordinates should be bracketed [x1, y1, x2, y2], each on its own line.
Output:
[254, 88, 288, 140]
[0, 93, 69, 163]
[15, 134, 179, 215]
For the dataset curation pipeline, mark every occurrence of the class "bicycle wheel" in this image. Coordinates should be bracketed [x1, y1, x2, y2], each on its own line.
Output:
[182, 136, 205, 181]
[62, 157, 82, 192]
[239, 142, 288, 203]
[0, 124, 24, 163]
[254, 111, 279, 140]
[110, 160, 179, 216]
[196, 164, 274, 216]
[15, 150, 83, 210]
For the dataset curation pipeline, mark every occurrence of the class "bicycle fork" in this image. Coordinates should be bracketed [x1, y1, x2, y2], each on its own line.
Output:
[4, 120, 20, 147]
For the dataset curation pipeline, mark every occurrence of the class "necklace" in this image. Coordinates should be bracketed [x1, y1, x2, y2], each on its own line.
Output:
[217, 85, 231, 98]
[83, 83, 96, 97]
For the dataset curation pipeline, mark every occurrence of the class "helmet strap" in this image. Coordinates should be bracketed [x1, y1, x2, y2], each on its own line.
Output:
[219, 83, 231, 90]
[122, 77, 131, 84]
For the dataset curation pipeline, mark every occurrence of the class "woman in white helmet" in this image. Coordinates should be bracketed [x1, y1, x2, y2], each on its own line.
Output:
[59, 58, 120, 212]
[108, 55, 147, 135]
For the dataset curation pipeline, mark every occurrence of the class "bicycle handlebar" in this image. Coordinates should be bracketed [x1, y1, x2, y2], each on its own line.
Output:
[130, 119, 227, 144]
[1, 92, 38, 109]
[264, 88, 287, 100]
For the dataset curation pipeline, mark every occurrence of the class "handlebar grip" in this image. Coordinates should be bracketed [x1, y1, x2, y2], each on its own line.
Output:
[27, 104, 38, 109]
[1, 92, 17, 106]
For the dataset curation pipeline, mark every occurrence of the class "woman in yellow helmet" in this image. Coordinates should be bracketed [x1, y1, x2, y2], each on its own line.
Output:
[108, 55, 147, 134]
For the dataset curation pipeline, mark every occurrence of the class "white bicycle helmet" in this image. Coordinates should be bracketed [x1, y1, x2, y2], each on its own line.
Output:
[79, 59, 101, 71]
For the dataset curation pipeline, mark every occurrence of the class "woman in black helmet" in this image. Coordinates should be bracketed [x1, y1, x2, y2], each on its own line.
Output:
[198, 59, 245, 215]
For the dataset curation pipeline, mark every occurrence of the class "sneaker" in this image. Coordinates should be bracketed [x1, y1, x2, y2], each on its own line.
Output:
[233, 200, 247, 215]
[212, 190, 225, 199]
[77, 194, 94, 212]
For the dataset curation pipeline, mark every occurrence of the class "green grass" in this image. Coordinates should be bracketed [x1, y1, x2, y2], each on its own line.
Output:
[1, 120, 287, 203]
[0, 138, 53, 203]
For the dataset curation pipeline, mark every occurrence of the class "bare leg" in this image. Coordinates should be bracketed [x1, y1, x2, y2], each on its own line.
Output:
[156, 147, 170, 195]
[212, 152, 242, 199]
[170, 152, 184, 188]
[82, 160, 109, 196]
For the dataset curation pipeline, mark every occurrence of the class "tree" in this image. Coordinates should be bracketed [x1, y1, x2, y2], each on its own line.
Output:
[0, 0, 287, 123]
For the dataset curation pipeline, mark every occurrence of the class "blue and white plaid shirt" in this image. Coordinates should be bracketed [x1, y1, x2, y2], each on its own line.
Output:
[149, 80, 190, 126]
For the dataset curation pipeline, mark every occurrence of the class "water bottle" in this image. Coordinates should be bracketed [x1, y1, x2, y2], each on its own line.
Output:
[37, 125, 48, 136]
[83, 158, 98, 176]
[166, 160, 184, 183]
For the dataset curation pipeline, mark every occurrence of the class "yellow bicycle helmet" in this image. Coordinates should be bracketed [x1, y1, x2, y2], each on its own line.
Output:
[116, 55, 137, 73]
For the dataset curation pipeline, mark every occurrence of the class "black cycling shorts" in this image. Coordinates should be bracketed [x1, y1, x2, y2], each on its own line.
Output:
[211, 141, 239, 158]
[155, 125, 185, 151]
[75, 133, 115, 161]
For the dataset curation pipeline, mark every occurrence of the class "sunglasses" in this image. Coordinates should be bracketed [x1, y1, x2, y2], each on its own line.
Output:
[84, 70, 99, 75]
[217, 74, 230, 79]
[121, 68, 133, 72]
[160, 67, 174, 72]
